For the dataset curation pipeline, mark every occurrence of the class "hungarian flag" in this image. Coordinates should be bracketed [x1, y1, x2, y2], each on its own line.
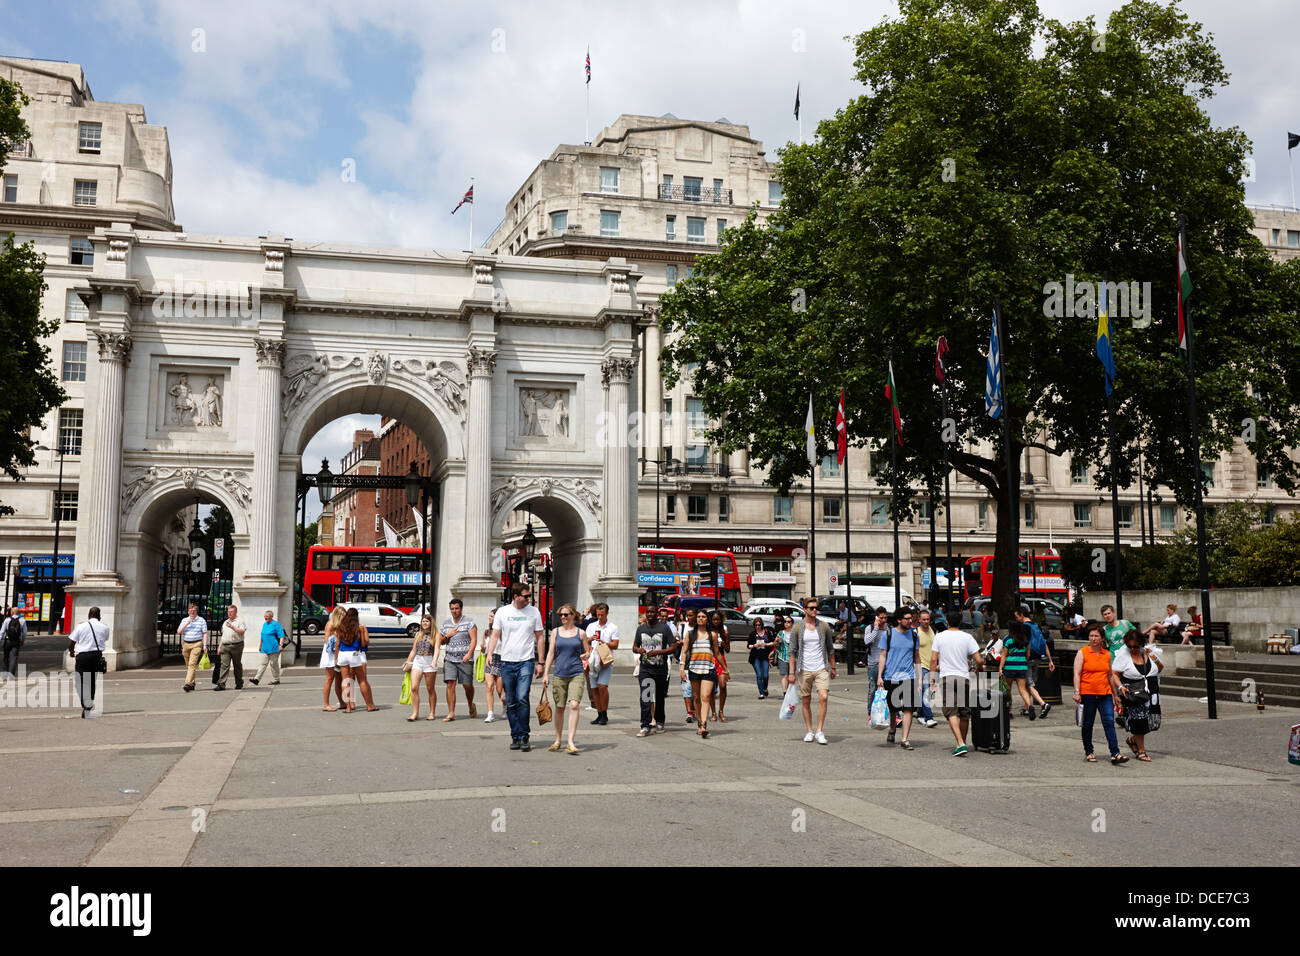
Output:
[885, 359, 903, 446]
[934, 336, 949, 384]
[452, 185, 474, 214]
[1177, 221, 1192, 354]
[835, 389, 847, 465]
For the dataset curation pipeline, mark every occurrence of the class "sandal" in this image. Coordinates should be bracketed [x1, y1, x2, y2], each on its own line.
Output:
[700, 728, 710, 739]
[1126, 736, 1140, 757]
[718, 714, 728, 722]
[565, 745, 580, 755]
[547, 742, 562, 752]
[406, 716, 417, 722]
[1084, 753, 1097, 762]
[1111, 754, 1129, 765]
[468, 703, 478, 718]
[442, 715, 455, 722]
[1136, 751, 1151, 762]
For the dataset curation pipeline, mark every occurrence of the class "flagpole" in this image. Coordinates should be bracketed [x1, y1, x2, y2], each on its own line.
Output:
[844, 430, 854, 674]
[810, 462, 817, 598]
[942, 376, 954, 616]
[1179, 213, 1218, 719]
[993, 295, 1018, 614]
[468, 177, 474, 250]
[1102, 271, 1124, 620]
[888, 349, 900, 611]
[1137, 450, 1147, 546]
[1290, 146, 1296, 210]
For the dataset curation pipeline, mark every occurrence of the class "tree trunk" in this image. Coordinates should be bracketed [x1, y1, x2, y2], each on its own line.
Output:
[990, 443, 1022, 634]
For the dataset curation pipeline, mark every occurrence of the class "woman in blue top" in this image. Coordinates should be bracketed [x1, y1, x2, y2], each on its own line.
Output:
[877, 608, 921, 749]
[541, 604, 591, 754]
[335, 607, 377, 713]
[999, 621, 1037, 720]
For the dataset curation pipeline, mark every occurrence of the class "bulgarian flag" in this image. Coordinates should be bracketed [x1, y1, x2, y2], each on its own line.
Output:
[885, 359, 903, 446]
[1177, 221, 1192, 355]
[835, 388, 847, 465]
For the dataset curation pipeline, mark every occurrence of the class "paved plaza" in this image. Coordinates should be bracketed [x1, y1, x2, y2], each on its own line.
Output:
[1, 637, 1297, 868]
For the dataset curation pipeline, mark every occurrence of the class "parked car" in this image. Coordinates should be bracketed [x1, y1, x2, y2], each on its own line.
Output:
[292, 597, 330, 635]
[338, 602, 417, 637]
[963, 595, 1067, 636]
[741, 599, 804, 627]
[156, 594, 213, 635]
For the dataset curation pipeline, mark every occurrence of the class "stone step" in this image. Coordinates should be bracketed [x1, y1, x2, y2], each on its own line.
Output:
[1157, 675, 1300, 708]
[1175, 660, 1300, 677]
[1176, 666, 1300, 686]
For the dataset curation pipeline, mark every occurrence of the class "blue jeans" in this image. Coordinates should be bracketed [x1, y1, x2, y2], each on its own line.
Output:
[499, 658, 535, 741]
[752, 657, 770, 696]
[918, 667, 934, 721]
[1080, 694, 1119, 757]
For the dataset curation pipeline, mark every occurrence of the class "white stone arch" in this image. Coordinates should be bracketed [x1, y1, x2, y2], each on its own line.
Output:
[491, 485, 600, 614]
[123, 473, 252, 540]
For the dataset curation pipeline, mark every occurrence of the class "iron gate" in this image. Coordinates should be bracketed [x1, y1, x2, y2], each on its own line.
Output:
[156, 548, 232, 656]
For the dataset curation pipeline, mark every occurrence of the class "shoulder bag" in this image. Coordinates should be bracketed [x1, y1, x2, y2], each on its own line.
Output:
[535, 686, 552, 725]
[89, 621, 109, 673]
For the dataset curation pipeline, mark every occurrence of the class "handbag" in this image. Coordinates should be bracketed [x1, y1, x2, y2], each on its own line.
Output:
[398, 671, 412, 706]
[1122, 678, 1151, 705]
[536, 688, 552, 725]
[594, 640, 614, 668]
[89, 620, 108, 673]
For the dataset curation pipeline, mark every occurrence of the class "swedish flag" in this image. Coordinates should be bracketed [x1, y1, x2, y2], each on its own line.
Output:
[1096, 280, 1116, 396]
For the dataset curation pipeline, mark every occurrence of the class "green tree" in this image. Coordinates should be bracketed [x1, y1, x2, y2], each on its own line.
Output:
[660, 0, 1300, 622]
[295, 521, 318, 555]
[1230, 512, 1300, 588]
[0, 77, 66, 516]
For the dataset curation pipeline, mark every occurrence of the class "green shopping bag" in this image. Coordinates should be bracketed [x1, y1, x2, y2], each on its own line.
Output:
[198, 651, 212, 670]
[399, 670, 412, 706]
[474, 651, 486, 683]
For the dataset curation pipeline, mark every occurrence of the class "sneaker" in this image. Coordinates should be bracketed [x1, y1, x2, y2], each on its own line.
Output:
[923, 718, 938, 728]
[235, 683, 244, 690]
[249, 678, 259, 686]
[1019, 708, 1031, 717]
[509, 738, 521, 751]
[815, 732, 828, 746]
[654, 724, 665, 734]
[585, 705, 596, 711]
[803, 732, 815, 743]
[1028, 708, 1037, 721]
[952, 745, 968, 757]
[1040, 703, 1052, 719]
[636, 728, 651, 737]
[521, 737, 531, 752]
[900, 740, 914, 750]
[685, 714, 695, 724]
[214, 685, 225, 691]
[484, 712, 497, 723]
[270, 680, 280, 685]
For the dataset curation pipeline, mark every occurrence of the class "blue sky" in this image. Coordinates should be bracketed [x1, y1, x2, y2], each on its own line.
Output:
[4, 0, 1296, 520]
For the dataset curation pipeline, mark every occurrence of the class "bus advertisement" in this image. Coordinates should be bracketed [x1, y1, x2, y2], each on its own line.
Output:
[304, 545, 429, 612]
[963, 550, 1067, 603]
[637, 548, 742, 611]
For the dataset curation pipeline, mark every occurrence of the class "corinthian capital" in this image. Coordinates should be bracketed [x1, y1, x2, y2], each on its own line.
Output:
[601, 357, 636, 387]
[93, 331, 133, 365]
[466, 347, 498, 378]
[254, 337, 287, 369]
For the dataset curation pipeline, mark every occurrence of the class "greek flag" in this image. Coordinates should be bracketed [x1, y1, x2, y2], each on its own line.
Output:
[984, 312, 1003, 420]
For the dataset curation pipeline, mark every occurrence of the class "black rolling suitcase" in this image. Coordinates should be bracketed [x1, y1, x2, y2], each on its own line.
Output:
[972, 672, 1011, 753]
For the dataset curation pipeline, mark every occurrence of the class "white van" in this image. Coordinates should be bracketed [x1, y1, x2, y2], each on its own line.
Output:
[830, 585, 916, 611]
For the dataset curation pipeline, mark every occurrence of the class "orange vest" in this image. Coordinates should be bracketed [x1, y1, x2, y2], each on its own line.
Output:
[1078, 645, 1113, 696]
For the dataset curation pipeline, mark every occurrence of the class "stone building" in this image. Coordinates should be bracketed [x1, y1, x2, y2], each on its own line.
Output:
[330, 430, 380, 547]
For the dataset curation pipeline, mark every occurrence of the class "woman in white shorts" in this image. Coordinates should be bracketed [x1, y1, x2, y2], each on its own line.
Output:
[335, 607, 376, 712]
[320, 606, 346, 711]
[403, 613, 438, 721]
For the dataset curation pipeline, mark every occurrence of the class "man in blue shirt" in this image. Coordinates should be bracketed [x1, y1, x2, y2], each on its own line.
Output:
[876, 608, 921, 749]
[251, 609, 288, 686]
[176, 603, 209, 692]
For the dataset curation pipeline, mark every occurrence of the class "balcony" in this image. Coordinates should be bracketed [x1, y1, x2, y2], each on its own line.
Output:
[657, 184, 733, 205]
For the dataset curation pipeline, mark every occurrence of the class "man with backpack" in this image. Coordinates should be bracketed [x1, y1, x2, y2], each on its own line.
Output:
[877, 608, 921, 749]
[2, 607, 28, 677]
[1015, 605, 1054, 719]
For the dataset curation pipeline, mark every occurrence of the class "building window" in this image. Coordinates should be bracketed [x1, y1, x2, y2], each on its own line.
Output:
[600, 210, 619, 237]
[713, 178, 724, 202]
[599, 166, 619, 193]
[1257, 466, 1274, 489]
[1289, 230, 1300, 248]
[61, 341, 87, 382]
[69, 237, 94, 266]
[1071, 459, 1089, 484]
[1159, 504, 1176, 531]
[917, 499, 932, 526]
[754, 559, 790, 573]
[550, 210, 567, 236]
[665, 495, 676, 521]
[2, 174, 15, 203]
[1117, 504, 1133, 529]
[716, 218, 727, 237]
[66, 290, 89, 322]
[58, 408, 84, 456]
[683, 176, 702, 201]
[375, 515, 381, 533]
[662, 174, 672, 194]
[686, 397, 706, 433]
[78, 122, 102, 153]
[685, 445, 707, 470]
[1073, 503, 1092, 528]
[871, 500, 890, 526]
[768, 180, 783, 205]
[666, 265, 677, 287]
[688, 495, 708, 522]
[823, 497, 842, 524]
[687, 217, 706, 243]
[774, 496, 793, 523]
[1200, 461, 1214, 488]
[718, 495, 729, 523]
[1023, 501, 1034, 528]
[685, 267, 694, 280]
[821, 453, 839, 478]
[666, 215, 676, 241]
[1261, 506, 1275, 526]
[74, 180, 98, 206]
[978, 500, 988, 531]
[55, 490, 79, 523]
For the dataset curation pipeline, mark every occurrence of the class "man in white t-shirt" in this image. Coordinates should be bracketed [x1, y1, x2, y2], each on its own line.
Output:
[788, 596, 836, 745]
[929, 626, 982, 757]
[68, 606, 111, 717]
[487, 583, 545, 752]
[1143, 604, 1181, 642]
[585, 602, 620, 725]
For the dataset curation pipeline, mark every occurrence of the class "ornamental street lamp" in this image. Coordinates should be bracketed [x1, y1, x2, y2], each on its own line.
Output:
[316, 458, 334, 505]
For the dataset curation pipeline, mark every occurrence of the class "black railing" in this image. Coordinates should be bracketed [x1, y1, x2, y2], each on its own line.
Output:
[657, 184, 733, 205]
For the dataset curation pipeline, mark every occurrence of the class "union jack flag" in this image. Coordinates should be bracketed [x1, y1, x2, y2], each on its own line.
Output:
[585, 47, 591, 84]
[451, 185, 473, 214]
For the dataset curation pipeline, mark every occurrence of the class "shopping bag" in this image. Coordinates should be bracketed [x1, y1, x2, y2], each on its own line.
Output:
[778, 683, 799, 720]
[198, 651, 212, 671]
[870, 688, 890, 729]
[398, 671, 412, 706]
[1075, 702, 1085, 727]
[1289, 724, 1300, 766]
[474, 651, 486, 684]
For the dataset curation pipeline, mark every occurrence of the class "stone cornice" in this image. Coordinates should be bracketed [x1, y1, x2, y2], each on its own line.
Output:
[0, 205, 180, 234]
[87, 276, 144, 303]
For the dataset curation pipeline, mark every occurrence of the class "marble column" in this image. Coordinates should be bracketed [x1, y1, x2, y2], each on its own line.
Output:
[463, 347, 497, 578]
[601, 357, 637, 580]
[645, 320, 663, 460]
[85, 332, 132, 577]
[248, 337, 286, 579]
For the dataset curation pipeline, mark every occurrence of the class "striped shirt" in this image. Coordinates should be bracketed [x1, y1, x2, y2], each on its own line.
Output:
[687, 630, 715, 676]
[179, 616, 208, 642]
[1003, 635, 1028, 671]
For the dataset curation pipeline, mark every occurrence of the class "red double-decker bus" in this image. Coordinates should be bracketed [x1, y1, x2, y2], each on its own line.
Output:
[637, 547, 742, 612]
[304, 545, 429, 612]
[963, 550, 1066, 603]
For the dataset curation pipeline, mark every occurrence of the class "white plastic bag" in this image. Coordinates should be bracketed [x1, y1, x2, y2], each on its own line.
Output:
[779, 683, 799, 720]
[870, 688, 890, 729]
